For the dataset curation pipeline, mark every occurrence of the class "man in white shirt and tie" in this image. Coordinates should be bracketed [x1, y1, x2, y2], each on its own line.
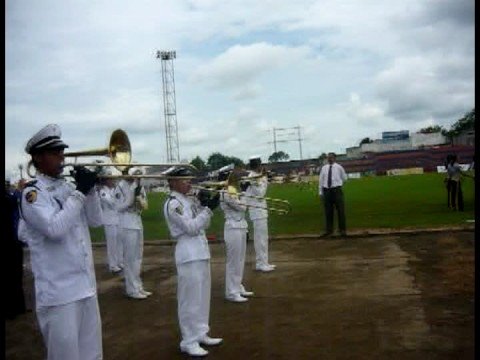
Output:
[318, 152, 347, 237]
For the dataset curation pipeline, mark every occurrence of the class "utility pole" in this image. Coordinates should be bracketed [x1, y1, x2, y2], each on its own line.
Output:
[295, 126, 303, 160]
[273, 128, 277, 153]
[156, 50, 180, 163]
[267, 125, 304, 160]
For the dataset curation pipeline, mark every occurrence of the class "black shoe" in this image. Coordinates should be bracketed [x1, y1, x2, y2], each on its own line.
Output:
[339, 232, 347, 237]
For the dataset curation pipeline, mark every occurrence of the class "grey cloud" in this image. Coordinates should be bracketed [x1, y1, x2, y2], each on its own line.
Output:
[418, 0, 474, 27]
[375, 54, 474, 124]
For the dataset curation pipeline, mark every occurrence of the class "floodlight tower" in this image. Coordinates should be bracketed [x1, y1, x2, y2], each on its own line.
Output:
[156, 50, 180, 163]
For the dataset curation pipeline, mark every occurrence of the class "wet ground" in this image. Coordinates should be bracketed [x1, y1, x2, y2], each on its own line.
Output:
[5, 231, 475, 359]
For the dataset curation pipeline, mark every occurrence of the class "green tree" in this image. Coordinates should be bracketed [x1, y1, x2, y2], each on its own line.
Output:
[268, 151, 290, 162]
[359, 137, 373, 145]
[418, 125, 444, 134]
[207, 152, 245, 170]
[441, 108, 475, 143]
[190, 156, 207, 171]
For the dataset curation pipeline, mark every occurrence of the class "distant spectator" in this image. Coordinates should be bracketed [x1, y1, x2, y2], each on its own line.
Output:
[468, 154, 475, 179]
[446, 154, 464, 211]
[444, 154, 454, 209]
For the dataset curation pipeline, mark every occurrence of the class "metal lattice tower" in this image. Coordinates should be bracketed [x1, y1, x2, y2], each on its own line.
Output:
[157, 50, 180, 163]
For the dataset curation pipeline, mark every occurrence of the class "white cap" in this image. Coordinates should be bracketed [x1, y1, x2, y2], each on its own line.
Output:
[130, 167, 143, 176]
[25, 124, 69, 154]
[161, 166, 195, 178]
[216, 163, 234, 173]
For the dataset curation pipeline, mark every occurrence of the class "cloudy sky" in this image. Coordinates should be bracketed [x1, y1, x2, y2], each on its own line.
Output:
[5, 0, 475, 180]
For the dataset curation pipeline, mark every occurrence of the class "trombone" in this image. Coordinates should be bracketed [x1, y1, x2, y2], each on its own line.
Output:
[26, 129, 196, 179]
[192, 175, 291, 215]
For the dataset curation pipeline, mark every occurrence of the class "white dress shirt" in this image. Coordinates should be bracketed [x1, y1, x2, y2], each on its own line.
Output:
[20, 174, 103, 308]
[163, 190, 213, 265]
[318, 162, 347, 196]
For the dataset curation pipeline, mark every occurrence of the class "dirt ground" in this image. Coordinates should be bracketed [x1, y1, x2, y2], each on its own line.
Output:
[5, 230, 475, 360]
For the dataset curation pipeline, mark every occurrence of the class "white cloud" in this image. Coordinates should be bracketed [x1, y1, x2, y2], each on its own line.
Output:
[191, 43, 312, 90]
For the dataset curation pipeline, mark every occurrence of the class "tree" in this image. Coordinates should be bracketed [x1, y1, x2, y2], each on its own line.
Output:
[206, 152, 245, 170]
[190, 156, 207, 171]
[441, 108, 475, 143]
[359, 137, 373, 145]
[268, 151, 290, 162]
[418, 125, 444, 134]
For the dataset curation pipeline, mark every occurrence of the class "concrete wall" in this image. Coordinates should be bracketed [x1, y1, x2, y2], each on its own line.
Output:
[361, 139, 412, 153]
[410, 132, 447, 147]
[358, 133, 447, 153]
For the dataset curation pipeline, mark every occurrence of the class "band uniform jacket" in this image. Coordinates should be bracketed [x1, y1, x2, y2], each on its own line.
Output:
[19, 174, 103, 308]
[98, 185, 119, 226]
[114, 180, 147, 230]
[220, 191, 248, 229]
[245, 171, 268, 220]
[163, 190, 213, 265]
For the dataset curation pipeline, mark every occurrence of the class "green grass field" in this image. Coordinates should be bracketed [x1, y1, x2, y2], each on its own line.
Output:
[90, 173, 475, 242]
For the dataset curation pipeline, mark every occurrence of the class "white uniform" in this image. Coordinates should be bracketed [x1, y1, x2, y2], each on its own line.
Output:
[115, 180, 147, 297]
[163, 190, 213, 348]
[19, 173, 103, 360]
[98, 185, 122, 271]
[220, 191, 249, 298]
[245, 171, 270, 268]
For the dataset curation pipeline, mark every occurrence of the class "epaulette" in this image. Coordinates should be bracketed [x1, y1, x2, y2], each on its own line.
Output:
[24, 180, 40, 190]
[165, 196, 179, 214]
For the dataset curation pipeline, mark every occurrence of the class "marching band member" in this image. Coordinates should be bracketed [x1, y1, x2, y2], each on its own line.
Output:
[163, 166, 223, 357]
[97, 168, 123, 273]
[19, 124, 104, 360]
[245, 156, 276, 272]
[115, 168, 151, 299]
[219, 168, 254, 303]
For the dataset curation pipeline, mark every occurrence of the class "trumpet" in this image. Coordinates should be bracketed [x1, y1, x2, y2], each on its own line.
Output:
[192, 177, 291, 215]
[27, 129, 196, 179]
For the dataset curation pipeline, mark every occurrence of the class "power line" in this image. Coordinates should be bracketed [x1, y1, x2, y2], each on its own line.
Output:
[267, 125, 304, 160]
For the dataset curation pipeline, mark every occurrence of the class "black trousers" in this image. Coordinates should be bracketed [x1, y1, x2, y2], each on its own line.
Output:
[322, 187, 346, 233]
[446, 179, 452, 208]
[449, 180, 464, 211]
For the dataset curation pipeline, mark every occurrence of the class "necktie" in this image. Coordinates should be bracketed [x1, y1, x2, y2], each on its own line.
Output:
[327, 164, 332, 188]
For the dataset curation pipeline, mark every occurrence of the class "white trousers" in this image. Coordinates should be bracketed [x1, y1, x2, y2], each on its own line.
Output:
[104, 225, 122, 269]
[177, 260, 211, 347]
[119, 228, 144, 295]
[224, 227, 247, 297]
[36, 295, 102, 360]
[252, 218, 269, 267]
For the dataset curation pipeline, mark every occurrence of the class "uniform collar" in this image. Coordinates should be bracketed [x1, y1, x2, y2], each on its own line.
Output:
[36, 173, 65, 184]
[170, 190, 190, 202]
